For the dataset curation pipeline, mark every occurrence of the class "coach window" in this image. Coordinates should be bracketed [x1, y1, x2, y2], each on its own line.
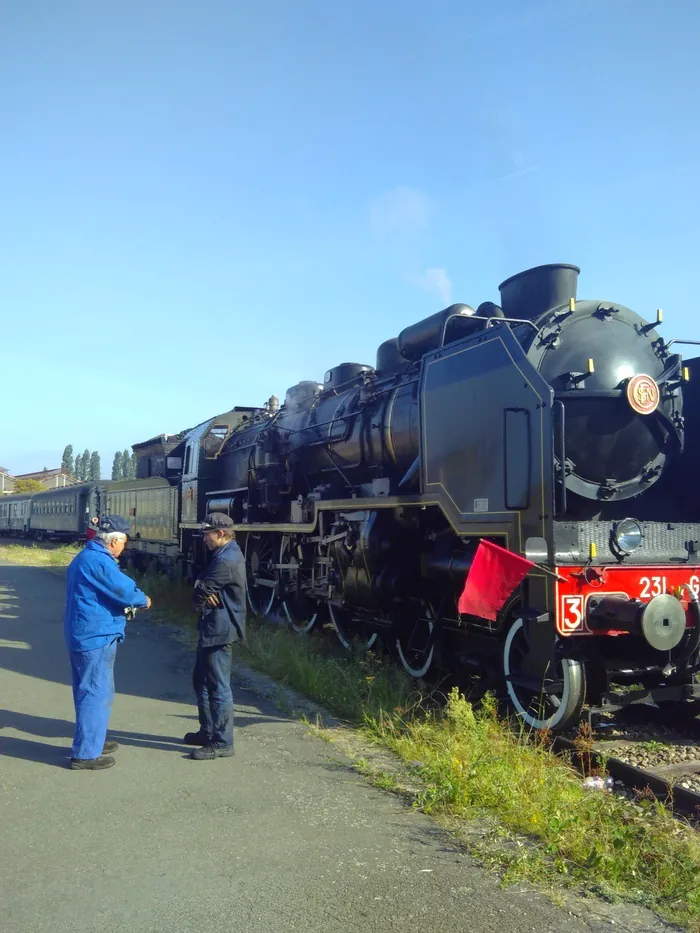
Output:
[183, 445, 192, 476]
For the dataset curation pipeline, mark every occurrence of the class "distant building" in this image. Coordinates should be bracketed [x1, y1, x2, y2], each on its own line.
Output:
[13, 467, 78, 489]
[0, 467, 14, 494]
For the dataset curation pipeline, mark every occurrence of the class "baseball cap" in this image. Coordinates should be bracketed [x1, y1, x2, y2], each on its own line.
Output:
[99, 515, 131, 535]
[201, 512, 234, 531]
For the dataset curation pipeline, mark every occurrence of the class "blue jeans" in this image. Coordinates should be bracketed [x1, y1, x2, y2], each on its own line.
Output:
[69, 640, 117, 760]
[193, 644, 234, 747]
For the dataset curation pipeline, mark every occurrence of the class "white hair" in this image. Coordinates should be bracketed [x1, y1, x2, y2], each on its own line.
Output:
[95, 530, 127, 546]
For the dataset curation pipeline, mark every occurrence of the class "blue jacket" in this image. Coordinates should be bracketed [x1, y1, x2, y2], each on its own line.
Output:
[192, 539, 246, 648]
[64, 539, 148, 653]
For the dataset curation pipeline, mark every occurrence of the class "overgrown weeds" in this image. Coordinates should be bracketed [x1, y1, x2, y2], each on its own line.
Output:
[240, 617, 420, 723]
[130, 570, 194, 625]
[0, 542, 81, 567]
[374, 689, 700, 921]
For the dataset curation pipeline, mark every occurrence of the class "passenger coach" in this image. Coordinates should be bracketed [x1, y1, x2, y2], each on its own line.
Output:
[0, 494, 32, 535]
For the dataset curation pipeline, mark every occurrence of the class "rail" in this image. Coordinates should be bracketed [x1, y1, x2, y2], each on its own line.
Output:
[551, 734, 700, 822]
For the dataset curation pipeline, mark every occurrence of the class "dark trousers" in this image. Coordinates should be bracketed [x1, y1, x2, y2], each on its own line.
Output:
[193, 643, 234, 747]
[69, 639, 117, 760]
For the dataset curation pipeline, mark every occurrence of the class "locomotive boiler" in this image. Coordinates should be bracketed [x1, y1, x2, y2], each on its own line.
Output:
[179, 263, 700, 731]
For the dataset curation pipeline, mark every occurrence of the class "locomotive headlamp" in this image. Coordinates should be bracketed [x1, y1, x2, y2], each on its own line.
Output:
[611, 518, 644, 555]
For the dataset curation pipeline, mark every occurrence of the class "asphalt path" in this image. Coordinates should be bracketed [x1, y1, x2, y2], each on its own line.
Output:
[0, 561, 681, 933]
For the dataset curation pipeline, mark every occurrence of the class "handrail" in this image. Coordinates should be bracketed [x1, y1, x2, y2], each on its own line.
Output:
[438, 311, 540, 348]
[665, 338, 700, 351]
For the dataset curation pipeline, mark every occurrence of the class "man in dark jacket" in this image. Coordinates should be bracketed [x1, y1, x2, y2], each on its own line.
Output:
[64, 515, 151, 771]
[185, 512, 246, 760]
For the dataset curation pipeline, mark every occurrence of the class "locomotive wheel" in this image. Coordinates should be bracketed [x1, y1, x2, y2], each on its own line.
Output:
[394, 599, 436, 679]
[328, 603, 378, 651]
[278, 534, 318, 635]
[244, 532, 277, 617]
[503, 617, 586, 731]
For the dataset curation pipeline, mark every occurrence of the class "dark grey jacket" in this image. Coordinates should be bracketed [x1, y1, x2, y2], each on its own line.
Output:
[192, 540, 246, 647]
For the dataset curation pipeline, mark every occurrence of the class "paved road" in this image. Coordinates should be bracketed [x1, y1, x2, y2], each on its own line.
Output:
[0, 562, 679, 933]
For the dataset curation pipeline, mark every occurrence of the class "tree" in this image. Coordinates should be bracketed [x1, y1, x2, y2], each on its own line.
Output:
[14, 478, 44, 493]
[112, 451, 123, 481]
[121, 449, 132, 481]
[89, 451, 101, 481]
[131, 452, 138, 479]
[79, 449, 90, 481]
[61, 445, 74, 475]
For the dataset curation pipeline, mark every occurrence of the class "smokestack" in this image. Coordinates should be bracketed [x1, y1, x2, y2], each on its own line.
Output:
[498, 263, 580, 321]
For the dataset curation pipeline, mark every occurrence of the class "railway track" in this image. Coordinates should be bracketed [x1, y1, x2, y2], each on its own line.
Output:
[554, 709, 700, 822]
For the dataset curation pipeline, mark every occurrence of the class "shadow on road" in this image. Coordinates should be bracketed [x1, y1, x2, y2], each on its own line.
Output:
[0, 709, 275, 767]
[0, 563, 290, 765]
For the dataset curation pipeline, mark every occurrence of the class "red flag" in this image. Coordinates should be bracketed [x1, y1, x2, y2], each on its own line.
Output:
[458, 539, 536, 621]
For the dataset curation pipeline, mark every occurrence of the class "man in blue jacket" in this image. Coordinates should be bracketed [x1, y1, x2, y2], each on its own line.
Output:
[184, 512, 246, 761]
[64, 515, 151, 771]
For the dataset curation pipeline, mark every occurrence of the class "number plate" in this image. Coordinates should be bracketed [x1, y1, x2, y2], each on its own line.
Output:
[555, 566, 700, 636]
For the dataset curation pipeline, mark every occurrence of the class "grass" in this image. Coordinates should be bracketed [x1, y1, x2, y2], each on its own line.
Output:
[377, 693, 700, 907]
[0, 542, 81, 567]
[6, 547, 700, 929]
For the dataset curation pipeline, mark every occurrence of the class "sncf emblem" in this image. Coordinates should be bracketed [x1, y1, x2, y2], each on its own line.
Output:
[626, 374, 659, 415]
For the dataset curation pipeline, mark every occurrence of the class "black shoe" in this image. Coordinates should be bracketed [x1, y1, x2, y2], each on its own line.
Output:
[69, 756, 115, 771]
[183, 731, 213, 746]
[190, 745, 234, 760]
[102, 741, 119, 755]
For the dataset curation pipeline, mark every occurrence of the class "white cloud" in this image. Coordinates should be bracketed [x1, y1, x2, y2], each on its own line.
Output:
[368, 187, 451, 305]
[415, 267, 453, 305]
[369, 186, 434, 238]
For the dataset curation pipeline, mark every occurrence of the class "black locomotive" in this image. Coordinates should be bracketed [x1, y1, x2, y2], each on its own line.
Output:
[167, 262, 700, 730]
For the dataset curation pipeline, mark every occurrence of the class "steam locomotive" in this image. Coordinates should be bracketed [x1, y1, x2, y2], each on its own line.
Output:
[171, 262, 700, 731]
[4, 262, 699, 731]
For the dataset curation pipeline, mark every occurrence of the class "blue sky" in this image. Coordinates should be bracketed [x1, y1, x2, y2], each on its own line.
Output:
[1, 0, 699, 476]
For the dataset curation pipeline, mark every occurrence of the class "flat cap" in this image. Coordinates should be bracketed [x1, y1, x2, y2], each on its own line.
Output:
[99, 515, 130, 534]
[201, 512, 234, 531]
